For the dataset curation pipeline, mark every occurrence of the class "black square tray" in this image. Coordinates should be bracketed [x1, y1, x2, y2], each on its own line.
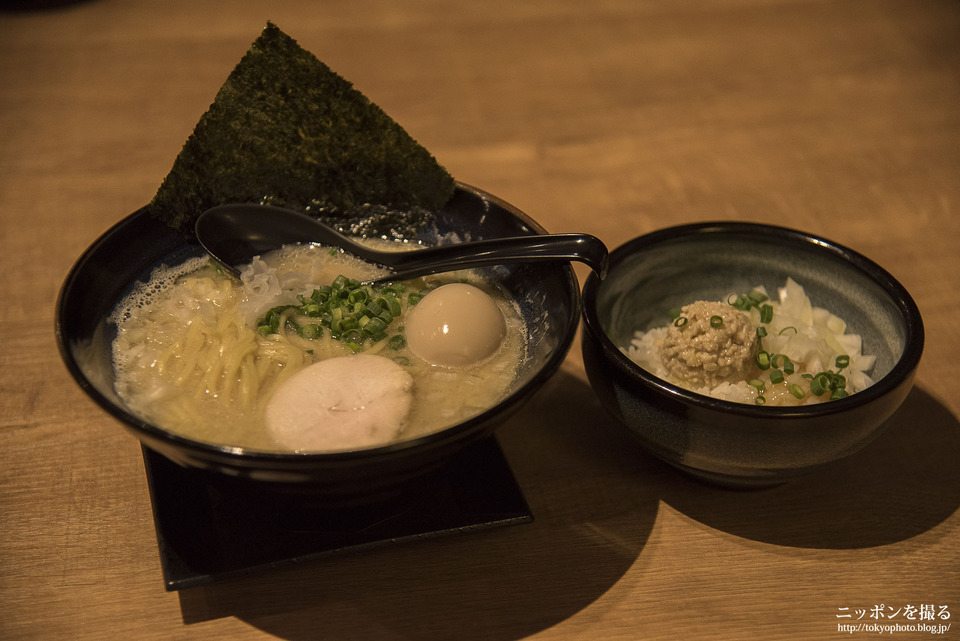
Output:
[141, 437, 532, 590]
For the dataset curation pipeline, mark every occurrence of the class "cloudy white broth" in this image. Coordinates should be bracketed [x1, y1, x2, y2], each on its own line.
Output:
[110, 243, 526, 453]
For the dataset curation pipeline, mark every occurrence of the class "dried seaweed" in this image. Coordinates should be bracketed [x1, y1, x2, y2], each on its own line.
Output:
[150, 22, 454, 239]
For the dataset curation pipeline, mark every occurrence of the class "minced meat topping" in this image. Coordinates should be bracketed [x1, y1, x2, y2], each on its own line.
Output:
[658, 300, 756, 388]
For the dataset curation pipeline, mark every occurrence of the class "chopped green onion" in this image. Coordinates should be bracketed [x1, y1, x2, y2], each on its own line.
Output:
[789, 384, 805, 399]
[730, 290, 769, 312]
[348, 288, 369, 304]
[760, 304, 773, 324]
[756, 350, 771, 370]
[362, 317, 388, 338]
[378, 295, 401, 317]
[388, 335, 406, 350]
[755, 395, 766, 406]
[834, 373, 846, 390]
[408, 292, 424, 305]
[748, 379, 765, 392]
[810, 373, 830, 395]
[299, 324, 321, 339]
[255, 274, 421, 349]
[831, 388, 849, 400]
[710, 315, 723, 328]
[748, 289, 769, 304]
[769, 353, 794, 375]
[778, 326, 797, 335]
[835, 355, 850, 370]
[674, 317, 688, 328]
[756, 326, 767, 339]
[769, 369, 784, 385]
[384, 283, 406, 295]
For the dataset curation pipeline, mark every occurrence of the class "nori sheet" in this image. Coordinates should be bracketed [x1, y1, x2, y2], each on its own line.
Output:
[149, 22, 455, 239]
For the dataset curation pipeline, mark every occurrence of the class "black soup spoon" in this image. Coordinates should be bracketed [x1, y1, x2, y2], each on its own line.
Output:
[195, 203, 608, 283]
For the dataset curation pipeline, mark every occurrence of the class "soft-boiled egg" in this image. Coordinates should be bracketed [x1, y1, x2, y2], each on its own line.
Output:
[265, 354, 414, 451]
[405, 282, 507, 368]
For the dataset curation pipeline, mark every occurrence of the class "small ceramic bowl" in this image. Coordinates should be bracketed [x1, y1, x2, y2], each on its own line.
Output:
[580, 222, 924, 488]
[56, 183, 581, 503]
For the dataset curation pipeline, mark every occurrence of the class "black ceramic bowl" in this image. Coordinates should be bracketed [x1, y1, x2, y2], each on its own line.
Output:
[56, 183, 580, 502]
[581, 222, 924, 488]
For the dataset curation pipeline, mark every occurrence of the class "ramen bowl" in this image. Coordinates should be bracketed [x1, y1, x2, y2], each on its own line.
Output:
[580, 222, 924, 488]
[56, 183, 581, 503]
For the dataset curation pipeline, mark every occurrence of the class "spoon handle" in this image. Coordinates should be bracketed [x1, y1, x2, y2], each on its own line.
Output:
[367, 233, 608, 284]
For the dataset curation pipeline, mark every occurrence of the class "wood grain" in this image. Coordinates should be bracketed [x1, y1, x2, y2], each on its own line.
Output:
[2, 1, 958, 639]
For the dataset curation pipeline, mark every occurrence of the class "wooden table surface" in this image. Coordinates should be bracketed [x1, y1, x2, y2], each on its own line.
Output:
[2, 1, 958, 639]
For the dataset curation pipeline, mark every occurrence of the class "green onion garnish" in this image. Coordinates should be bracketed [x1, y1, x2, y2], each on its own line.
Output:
[810, 373, 830, 395]
[835, 355, 850, 370]
[749, 378, 765, 392]
[789, 384, 805, 399]
[255, 275, 419, 350]
[748, 289, 769, 304]
[729, 289, 769, 313]
[770, 353, 794, 375]
[299, 324, 321, 339]
[769, 369, 784, 385]
[674, 317, 688, 328]
[756, 350, 771, 370]
[710, 315, 723, 328]
[760, 304, 773, 324]
[778, 326, 797, 335]
[348, 288, 368, 304]
[755, 395, 766, 406]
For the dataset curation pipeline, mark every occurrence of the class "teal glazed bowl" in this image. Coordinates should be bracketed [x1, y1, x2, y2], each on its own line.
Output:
[580, 222, 924, 488]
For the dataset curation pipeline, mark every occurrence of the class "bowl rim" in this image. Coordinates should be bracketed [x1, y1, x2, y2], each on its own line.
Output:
[581, 221, 924, 419]
[55, 181, 581, 463]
